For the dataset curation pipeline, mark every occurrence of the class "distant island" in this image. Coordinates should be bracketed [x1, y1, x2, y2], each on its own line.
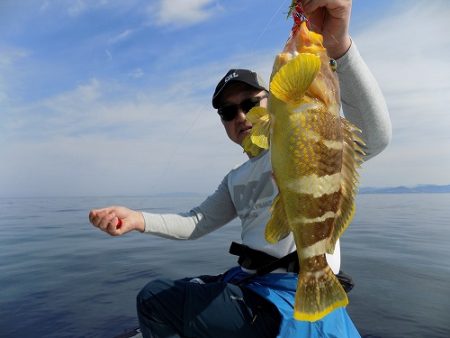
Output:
[154, 185, 450, 197]
[153, 185, 450, 198]
[153, 192, 206, 198]
[359, 184, 450, 194]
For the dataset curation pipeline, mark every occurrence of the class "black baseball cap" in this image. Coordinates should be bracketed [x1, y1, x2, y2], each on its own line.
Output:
[212, 69, 268, 109]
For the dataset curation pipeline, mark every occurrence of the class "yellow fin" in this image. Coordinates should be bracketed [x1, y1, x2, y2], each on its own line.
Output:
[251, 133, 269, 150]
[242, 106, 271, 156]
[265, 194, 291, 244]
[327, 118, 365, 253]
[242, 137, 262, 157]
[245, 106, 269, 124]
[248, 106, 270, 149]
[294, 264, 348, 321]
[270, 53, 321, 106]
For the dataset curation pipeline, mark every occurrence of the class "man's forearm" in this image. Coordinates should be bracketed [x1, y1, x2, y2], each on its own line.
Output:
[337, 40, 392, 160]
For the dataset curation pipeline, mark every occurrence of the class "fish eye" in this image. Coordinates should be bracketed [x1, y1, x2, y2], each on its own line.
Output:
[329, 59, 337, 72]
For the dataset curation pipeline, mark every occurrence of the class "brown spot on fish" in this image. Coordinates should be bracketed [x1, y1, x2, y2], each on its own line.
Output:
[293, 191, 342, 219]
[299, 217, 334, 247]
[300, 254, 329, 272]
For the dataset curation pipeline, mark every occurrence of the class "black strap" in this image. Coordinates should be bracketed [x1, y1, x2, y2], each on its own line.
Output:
[229, 242, 299, 273]
[254, 251, 299, 275]
[229, 242, 354, 293]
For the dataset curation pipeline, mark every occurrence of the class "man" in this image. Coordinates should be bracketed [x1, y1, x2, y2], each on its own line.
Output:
[89, 1, 391, 337]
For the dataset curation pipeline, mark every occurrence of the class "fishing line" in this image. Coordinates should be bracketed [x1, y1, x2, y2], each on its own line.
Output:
[149, 0, 289, 193]
[252, 0, 289, 49]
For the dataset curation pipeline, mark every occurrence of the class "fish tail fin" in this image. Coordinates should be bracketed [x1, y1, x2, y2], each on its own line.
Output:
[270, 53, 321, 106]
[294, 259, 348, 321]
[265, 194, 291, 243]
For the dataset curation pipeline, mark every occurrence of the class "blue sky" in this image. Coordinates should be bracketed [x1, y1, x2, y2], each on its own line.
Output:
[1, 0, 449, 197]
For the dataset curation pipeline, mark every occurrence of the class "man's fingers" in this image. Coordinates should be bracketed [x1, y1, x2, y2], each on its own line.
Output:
[303, 0, 350, 15]
[89, 208, 115, 227]
[88, 206, 131, 236]
[88, 210, 97, 224]
[303, 0, 334, 14]
[89, 208, 108, 223]
[98, 211, 117, 230]
[106, 217, 123, 236]
[302, 0, 324, 14]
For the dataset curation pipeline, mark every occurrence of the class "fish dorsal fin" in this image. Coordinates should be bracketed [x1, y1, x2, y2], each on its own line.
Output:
[265, 194, 291, 244]
[327, 118, 366, 253]
[270, 53, 321, 106]
[242, 106, 271, 157]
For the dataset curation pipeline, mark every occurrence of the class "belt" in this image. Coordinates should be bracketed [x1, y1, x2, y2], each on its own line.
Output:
[228, 242, 354, 293]
[229, 242, 299, 274]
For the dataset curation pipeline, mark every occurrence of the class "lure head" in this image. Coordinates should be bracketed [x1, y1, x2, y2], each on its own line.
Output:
[271, 11, 326, 78]
[270, 9, 340, 116]
[288, 0, 308, 24]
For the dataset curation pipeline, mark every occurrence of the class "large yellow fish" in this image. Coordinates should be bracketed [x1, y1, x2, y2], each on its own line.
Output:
[243, 3, 365, 321]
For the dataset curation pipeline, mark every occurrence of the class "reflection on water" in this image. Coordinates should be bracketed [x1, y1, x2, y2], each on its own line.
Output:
[1, 194, 449, 337]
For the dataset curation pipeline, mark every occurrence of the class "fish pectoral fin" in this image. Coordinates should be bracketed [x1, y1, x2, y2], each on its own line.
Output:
[246, 106, 270, 124]
[294, 263, 348, 321]
[270, 53, 321, 106]
[242, 136, 262, 157]
[265, 194, 291, 244]
[242, 107, 270, 156]
[247, 106, 271, 150]
[250, 134, 269, 150]
[327, 118, 365, 253]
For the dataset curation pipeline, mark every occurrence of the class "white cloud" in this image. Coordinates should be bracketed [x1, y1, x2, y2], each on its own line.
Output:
[109, 29, 135, 45]
[353, 1, 450, 186]
[0, 46, 29, 106]
[149, 0, 219, 27]
[128, 68, 144, 79]
[5, 78, 190, 139]
[0, 72, 241, 196]
[39, 0, 112, 17]
[67, 0, 87, 17]
[39, 0, 50, 12]
[105, 49, 113, 61]
[0, 47, 28, 70]
[0, 40, 276, 197]
[3, 0, 450, 197]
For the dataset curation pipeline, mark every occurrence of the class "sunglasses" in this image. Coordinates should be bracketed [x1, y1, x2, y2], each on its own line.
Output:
[218, 94, 268, 121]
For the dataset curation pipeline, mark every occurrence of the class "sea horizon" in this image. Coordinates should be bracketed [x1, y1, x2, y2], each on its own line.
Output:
[1, 193, 449, 337]
[1, 182, 450, 199]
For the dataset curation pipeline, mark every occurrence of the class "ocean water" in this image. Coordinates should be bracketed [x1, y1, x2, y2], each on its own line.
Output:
[0, 194, 449, 338]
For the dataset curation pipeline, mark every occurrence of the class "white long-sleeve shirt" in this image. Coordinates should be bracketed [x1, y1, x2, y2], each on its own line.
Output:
[142, 42, 392, 274]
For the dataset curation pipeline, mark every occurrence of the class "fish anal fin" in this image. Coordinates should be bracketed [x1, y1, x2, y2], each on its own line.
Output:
[265, 194, 291, 244]
[270, 53, 321, 106]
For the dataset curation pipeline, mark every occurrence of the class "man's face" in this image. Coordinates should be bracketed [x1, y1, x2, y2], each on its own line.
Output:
[218, 84, 268, 145]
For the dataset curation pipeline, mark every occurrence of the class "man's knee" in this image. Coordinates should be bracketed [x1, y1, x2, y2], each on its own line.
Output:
[137, 279, 169, 314]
